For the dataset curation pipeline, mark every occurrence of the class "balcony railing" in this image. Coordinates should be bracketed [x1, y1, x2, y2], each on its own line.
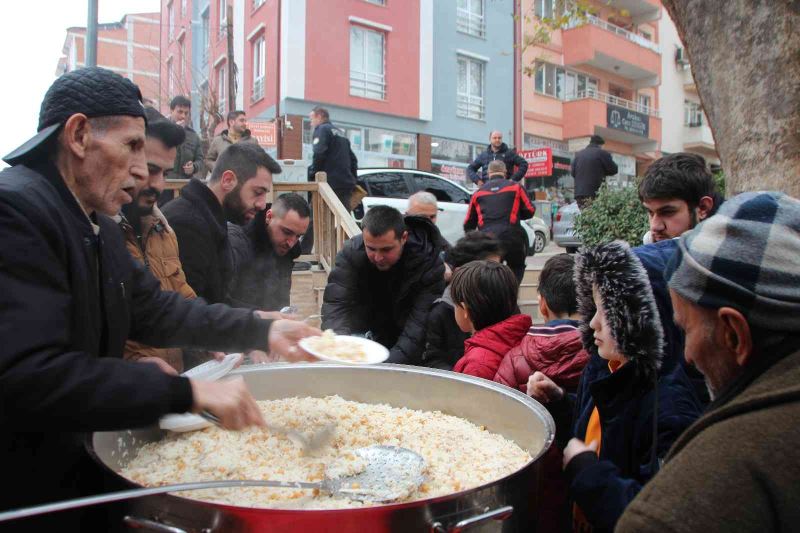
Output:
[456, 9, 486, 38]
[457, 94, 485, 120]
[252, 77, 264, 102]
[566, 89, 660, 118]
[350, 71, 386, 100]
[566, 14, 660, 54]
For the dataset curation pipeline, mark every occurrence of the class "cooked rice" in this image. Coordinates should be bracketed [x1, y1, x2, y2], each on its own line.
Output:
[121, 396, 531, 509]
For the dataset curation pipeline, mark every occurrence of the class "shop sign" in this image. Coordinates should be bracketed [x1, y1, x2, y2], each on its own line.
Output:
[248, 120, 277, 147]
[519, 147, 553, 178]
[607, 104, 649, 138]
[436, 164, 467, 180]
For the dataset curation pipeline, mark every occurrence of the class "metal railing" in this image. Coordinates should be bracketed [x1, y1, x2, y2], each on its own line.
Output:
[349, 71, 386, 100]
[566, 14, 660, 54]
[252, 77, 264, 102]
[457, 94, 485, 120]
[456, 9, 486, 38]
[566, 89, 660, 117]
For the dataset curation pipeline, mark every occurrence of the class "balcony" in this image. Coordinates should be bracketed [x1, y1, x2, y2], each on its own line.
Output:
[563, 15, 660, 87]
[683, 123, 717, 156]
[563, 91, 661, 153]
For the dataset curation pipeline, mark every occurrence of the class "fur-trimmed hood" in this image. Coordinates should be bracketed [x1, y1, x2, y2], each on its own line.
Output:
[575, 240, 663, 382]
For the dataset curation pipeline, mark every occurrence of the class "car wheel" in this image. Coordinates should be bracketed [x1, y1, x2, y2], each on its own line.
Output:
[566, 246, 578, 254]
[534, 232, 546, 254]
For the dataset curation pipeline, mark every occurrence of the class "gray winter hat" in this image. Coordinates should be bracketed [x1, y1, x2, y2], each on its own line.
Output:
[575, 240, 664, 381]
[665, 191, 800, 332]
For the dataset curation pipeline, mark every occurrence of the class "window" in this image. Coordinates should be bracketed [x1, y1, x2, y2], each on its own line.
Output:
[350, 26, 386, 100]
[684, 100, 703, 127]
[364, 0, 386, 4]
[201, 9, 210, 68]
[167, 58, 174, 98]
[181, 0, 186, 17]
[457, 0, 485, 38]
[167, 1, 174, 40]
[457, 56, 485, 120]
[414, 175, 470, 204]
[535, 62, 597, 100]
[637, 94, 652, 114]
[179, 36, 186, 81]
[219, 0, 228, 38]
[253, 0, 265, 8]
[251, 36, 266, 102]
[217, 64, 227, 115]
[534, 0, 563, 19]
[364, 173, 412, 199]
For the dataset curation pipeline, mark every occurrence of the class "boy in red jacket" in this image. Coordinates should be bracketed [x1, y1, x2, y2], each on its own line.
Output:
[494, 253, 589, 393]
[451, 261, 531, 380]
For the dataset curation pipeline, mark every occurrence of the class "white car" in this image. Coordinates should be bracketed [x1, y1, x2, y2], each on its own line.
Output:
[354, 169, 549, 254]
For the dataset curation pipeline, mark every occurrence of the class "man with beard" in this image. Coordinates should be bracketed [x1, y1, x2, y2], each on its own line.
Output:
[617, 192, 800, 533]
[162, 142, 278, 304]
[205, 110, 259, 175]
[466, 130, 528, 186]
[118, 111, 195, 373]
[639, 152, 721, 243]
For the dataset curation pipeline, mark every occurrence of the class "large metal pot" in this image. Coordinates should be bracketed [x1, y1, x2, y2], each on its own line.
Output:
[90, 364, 554, 533]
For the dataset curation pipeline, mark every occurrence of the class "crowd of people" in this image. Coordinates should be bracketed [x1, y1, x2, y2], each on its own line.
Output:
[0, 66, 798, 532]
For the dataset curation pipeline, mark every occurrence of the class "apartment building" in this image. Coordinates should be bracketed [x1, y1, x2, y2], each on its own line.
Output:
[57, 13, 161, 103]
[520, 0, 663, 199]
[658, 9, 720, 167]
[159, 0, 516, 186]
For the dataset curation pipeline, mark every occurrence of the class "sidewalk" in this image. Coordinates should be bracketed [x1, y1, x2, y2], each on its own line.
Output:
[526, 241, 567, 269]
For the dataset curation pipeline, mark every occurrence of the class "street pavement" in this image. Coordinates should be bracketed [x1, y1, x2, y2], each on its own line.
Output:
[527, 241, 567, 269]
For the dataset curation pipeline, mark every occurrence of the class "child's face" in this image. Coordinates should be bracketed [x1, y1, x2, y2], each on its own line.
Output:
[589, 286, 625, 363]
[454, 303, 474, 334]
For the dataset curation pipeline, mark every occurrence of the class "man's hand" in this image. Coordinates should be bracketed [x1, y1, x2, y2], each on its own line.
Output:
[190, 376, 265, 430]
[563, 438, 599, 468]
[443, 262, 453, 283]
[246, 349, 277, 364]
[256, 310, 301, 321]
[182, 161, 195, 175]
[138, 357, 178, 376]
[266, 319, 321, 362]
[476, 179, 485, 187]
[526, 371, 564, 404]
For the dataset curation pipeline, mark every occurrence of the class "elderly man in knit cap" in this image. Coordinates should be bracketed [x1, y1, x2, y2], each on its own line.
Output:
[617, 191, 800, 533]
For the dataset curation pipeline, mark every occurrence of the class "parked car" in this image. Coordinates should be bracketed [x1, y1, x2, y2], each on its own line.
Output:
[354, 168, 549, 254]
[552, 201, 581, 253]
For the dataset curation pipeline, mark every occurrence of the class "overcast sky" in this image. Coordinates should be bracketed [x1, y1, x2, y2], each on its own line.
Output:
[0, 0, 160, 166]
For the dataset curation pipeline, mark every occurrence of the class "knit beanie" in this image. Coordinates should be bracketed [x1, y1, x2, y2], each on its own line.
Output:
[665, 191, 800, 332]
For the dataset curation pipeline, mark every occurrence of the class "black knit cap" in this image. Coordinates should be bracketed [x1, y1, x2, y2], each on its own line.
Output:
[4, 67, 147, 165]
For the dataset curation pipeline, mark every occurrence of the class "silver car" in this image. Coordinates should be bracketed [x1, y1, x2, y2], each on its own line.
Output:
[355, 168, 549, 254]
[553, 201, 581, 253]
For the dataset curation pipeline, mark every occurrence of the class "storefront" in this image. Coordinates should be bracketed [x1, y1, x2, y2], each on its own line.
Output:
[522, 134, 574, 204]
[302, 120, 417, 169]
[430, 136, 485, 189]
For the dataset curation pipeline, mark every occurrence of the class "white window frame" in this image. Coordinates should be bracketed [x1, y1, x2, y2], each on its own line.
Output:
[181, 0, 186, 17]
[167, 1, 174, 41]
[217, 63, 227, 115]
[219, 0, 228, 38]
[457, 55, 485, 121]
[535, 62, 597, 100]
[167, 58, 174, 98]
[251, 35, 266, 103]
[534, 0, 563, 19]
[637, 94, 652, 114]
[178, 36, 186, 83]
[364, 0, 386, 4]
[349, 25, 386, 100]
[201, 8, 210, 68]
[457, 0, 486, 38]
[684, 100, 703, 127]
[253, 0, 265, 9]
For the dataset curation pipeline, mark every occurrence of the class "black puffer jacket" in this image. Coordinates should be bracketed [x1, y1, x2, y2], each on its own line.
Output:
[162, 179, 232, 304]
[227, 210, 301, 312]
[421, 287, 470, 370]
[321, 216, 445, 365]
[466, 142, 529, 183]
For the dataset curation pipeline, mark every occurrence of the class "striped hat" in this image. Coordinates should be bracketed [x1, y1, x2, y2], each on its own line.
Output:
[665, 191, 800, 331]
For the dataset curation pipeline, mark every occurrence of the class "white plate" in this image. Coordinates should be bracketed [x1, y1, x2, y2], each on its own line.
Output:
[181, 352, 242, 381]
[299, 335, 390, 365]
[159, 353, 242, 433]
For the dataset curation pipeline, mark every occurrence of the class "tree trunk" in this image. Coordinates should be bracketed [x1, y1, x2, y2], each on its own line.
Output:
[660, 0, 800, 197]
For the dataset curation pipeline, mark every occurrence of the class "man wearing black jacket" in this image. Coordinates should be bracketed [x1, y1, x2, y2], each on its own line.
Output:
[322, 206, 445, 365]
[308, 106, 358, 208]
[0, 67, 317, 531]
[571, 135, 618, 209]
[464, 161, 535, 283]
[467, 130, 528, 186]
[162, 142, 278, 304]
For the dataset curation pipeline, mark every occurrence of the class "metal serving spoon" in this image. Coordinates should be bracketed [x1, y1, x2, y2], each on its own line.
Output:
[0, 446, 426, 523]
